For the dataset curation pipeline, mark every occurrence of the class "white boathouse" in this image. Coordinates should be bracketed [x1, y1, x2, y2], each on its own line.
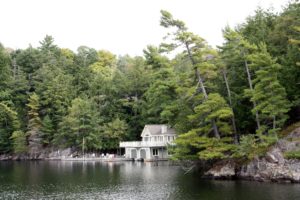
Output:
[119, 125, 176, 161]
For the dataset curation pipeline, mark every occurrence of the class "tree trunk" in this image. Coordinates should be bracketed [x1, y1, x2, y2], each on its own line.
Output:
[185, 42, 220, 139]
[273, 115, 276, 131]
[222, 69, 238, 143]
[12, 58, 17, 80]
[244, 58, 261, 130]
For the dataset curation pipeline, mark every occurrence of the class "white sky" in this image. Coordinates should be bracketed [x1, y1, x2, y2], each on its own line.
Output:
[0, 0, 289, 56]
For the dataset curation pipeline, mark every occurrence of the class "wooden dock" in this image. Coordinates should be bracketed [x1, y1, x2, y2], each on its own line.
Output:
[47, 157, 134, 162]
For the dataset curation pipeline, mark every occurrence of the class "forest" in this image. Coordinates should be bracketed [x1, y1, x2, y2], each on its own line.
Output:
[0, 1, 299, 161]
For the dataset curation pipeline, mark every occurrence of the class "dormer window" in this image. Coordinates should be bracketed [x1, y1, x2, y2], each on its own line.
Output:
[161, 125, 167, 133]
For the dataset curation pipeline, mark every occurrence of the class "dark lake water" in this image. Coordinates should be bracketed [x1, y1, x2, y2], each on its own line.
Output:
[0, 161, 300, 200]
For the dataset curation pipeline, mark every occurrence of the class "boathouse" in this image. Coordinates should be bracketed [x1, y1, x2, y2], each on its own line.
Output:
[119, 124, 176, 161]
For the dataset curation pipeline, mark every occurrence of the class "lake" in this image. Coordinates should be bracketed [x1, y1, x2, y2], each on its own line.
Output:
[0, 161, 299, 200]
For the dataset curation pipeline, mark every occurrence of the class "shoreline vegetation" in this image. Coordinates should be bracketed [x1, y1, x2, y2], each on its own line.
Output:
[1, 1, 300, 183]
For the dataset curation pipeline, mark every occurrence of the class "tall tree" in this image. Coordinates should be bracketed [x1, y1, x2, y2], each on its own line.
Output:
[0, 103, 20, 153]
[289, 26, 300, 66]
[101, 118, 128, 149]
[26, 93, 42, 155]
[160, 10, 224, 138]
[142, 46, 177, 124]
[160, 11, 234, 160]
[217, 61, 239, 143]
[57, 97, 101, 150]
[0, 44, 12, 103]
[248, 44, 290, 135]
[221, 28, 262, 131]
[10, 131, 27, 153]
[41, 115, 54, 146]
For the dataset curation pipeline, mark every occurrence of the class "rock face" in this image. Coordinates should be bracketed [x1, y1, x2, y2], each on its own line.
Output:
[204, 127, 300, 183]
[0, 148, 74, 161]
[204, 160, 236, 179]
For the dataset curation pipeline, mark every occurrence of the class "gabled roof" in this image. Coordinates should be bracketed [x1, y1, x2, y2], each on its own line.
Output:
[141, 124, 176, 136]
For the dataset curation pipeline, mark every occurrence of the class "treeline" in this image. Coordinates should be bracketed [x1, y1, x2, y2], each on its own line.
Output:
[0, 1, 299, 160]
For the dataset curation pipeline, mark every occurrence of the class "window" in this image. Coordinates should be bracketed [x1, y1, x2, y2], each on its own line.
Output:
[152, 149, 158, 156]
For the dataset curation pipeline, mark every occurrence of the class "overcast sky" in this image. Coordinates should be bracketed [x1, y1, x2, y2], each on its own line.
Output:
[0, 0, 289, 56]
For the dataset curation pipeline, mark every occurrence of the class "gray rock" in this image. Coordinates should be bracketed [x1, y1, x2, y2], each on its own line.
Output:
[266, 152, 279, 163]
[207, 127, 300, 183]
[204, 161, 236, 179]
[291, 172, 300, 183]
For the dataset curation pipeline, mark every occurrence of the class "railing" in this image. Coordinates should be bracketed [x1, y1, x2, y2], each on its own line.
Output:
[120, 141, 171, 148]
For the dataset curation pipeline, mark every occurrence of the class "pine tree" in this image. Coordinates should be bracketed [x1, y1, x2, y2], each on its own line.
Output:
[142, 46, 177, 124]
[26, 93, 42, 155]
[0, 44, 12, 103]
[0, 103, 20, 153]
[289, 26, 300, 66]
[101, 118, 128, 149]
[160, 10, 226, 139]
[248, 44, 291, 135]
[41, 115, 54, 145]
[221, 28, 262, 131]
[217, 57, 239, 144]
[10, 131, 27, 153]
[57, 97, 101, 150]
[160, 11, 234, 160]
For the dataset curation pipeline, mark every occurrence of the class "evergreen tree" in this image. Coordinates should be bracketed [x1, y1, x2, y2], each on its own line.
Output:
[160, 10, 225, 138]
[289, 26, 300, 66]
[217, 61, 239, 143]
[10, 131, 27, 153]
[0, 103, 20, 153]
[0, 44, 12, 103]
[41, 115, 54, 146]
[26, 93, 42, 155]
[248, 44, 291, 135]
[221, 28, 262, 131]
[0, 3, 299, 162]
[101, 118, 128, 149]
[57, 97, 101, 150]
[142, 46, 177, 124]
[160, 10, 234, 160]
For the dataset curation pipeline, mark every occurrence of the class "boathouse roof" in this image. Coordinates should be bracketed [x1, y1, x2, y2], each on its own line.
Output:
[142, 124, 176, 136]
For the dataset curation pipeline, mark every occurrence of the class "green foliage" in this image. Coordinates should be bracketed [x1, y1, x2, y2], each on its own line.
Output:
[0, 2, 300, 161]
[27, 93, 42, 131]
[284, 150, 300, 159]
[248, 44, 291, 135]
[171, 129, 235, 161]
[289, 26, 300, 66]
[143, 67, 177, 123]
[26, 93, 42, 152]
[240, 8, 276, 45]
[101, 118, 128, 149]
[0, 44, 12, 103]
[279, 121, 300, 138]
[41, 115, 54, 145]
[0, 102, 20, 153]
[233, 134, 277, 160]
[10, 131, 27, 153]
[57, 97, 100, 149]
[189, 93, 233, 136]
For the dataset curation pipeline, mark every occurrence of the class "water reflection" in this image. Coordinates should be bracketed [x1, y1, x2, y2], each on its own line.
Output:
[0, 161, 300, 200]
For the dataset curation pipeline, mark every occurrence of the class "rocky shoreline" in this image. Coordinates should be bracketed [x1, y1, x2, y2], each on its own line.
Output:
[0, 148, 119, 161]
[2, 128, 300, 183]
[204, 128, 300, 183]
[0, 148, 68, 160]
